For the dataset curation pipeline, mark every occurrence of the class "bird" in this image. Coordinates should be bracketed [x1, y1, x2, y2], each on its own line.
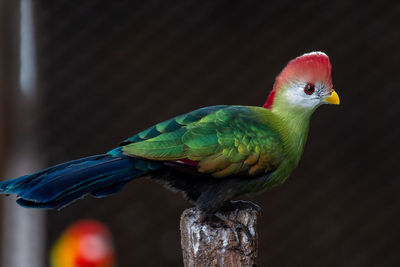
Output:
[50, 220, 115, 267]
[0, 51, 339, 218]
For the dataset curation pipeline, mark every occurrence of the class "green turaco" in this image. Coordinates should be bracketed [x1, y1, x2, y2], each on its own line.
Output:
[0, 52, 339, 218]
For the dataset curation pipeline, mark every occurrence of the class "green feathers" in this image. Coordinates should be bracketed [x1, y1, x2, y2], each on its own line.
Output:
[122, 106, 285, 178]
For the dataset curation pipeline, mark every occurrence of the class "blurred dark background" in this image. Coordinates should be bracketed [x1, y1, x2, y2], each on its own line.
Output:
[1, 0, 400, 266]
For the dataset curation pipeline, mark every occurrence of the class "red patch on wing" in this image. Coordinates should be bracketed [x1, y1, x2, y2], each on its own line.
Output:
[263, 52, 332, 110]
[177, 158, 199, 166]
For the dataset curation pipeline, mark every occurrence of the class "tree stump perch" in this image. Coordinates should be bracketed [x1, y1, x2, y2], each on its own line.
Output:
[180, 206, 259, 267]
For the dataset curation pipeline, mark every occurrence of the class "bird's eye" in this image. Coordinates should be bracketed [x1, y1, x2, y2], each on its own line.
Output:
[304, 83, 315, 95]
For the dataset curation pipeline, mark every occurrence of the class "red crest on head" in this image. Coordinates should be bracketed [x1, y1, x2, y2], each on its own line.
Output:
[264, 52, 332, 109]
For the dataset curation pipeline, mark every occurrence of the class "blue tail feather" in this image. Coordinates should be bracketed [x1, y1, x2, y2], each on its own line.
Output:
[0, 154, 162, 209]
[91, 181, 130, 198]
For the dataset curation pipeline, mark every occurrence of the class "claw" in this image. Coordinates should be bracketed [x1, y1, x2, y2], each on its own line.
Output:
[214, 211, 254, 248]
[222, 200, 262, 216]
[230, 200, 263, 216]
[198, 200, 260, 248]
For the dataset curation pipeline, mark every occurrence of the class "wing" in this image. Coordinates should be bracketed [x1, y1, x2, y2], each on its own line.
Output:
[122, 106, 285, 178]
[119, 105, 228, 145]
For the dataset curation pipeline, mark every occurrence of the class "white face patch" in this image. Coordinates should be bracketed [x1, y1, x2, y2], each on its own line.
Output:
[283, 81, 328, 109]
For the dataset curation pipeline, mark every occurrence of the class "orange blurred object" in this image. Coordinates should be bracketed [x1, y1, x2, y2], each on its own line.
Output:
[50, 220, 115, 267]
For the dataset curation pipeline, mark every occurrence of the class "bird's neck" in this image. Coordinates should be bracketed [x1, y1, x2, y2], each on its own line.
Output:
[271, 97, 314, 165]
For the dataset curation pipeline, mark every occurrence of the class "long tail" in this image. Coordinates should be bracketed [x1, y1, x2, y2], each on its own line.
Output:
[0, 154, 162, 209]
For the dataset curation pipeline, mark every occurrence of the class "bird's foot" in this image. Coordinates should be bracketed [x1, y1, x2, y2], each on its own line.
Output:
[198, 200, 261, 248]
[222, 200, 263, 216]
[214, 210, 254, 249]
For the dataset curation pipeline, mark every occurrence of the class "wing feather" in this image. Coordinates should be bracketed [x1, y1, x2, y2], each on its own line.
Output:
[123, 106, 285, 178]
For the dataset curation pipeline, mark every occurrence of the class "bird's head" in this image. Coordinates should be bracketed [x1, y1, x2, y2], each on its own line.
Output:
[50, 220, 115, 267]
[264, 52, 339, 112]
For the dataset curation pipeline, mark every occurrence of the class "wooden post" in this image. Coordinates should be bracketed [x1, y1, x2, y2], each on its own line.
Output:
[180, 206, 259, 267]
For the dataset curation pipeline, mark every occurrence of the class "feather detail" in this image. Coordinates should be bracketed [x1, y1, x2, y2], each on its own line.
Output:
[0, 155, 163, 209]
[175, 158, 199, 166]
[213, 163, 248, 178]
[122, 105, 284, 179]
[198, 154, 231, 173]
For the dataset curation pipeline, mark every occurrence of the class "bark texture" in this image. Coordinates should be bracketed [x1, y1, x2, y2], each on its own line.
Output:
[180, 206, 259, 267]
